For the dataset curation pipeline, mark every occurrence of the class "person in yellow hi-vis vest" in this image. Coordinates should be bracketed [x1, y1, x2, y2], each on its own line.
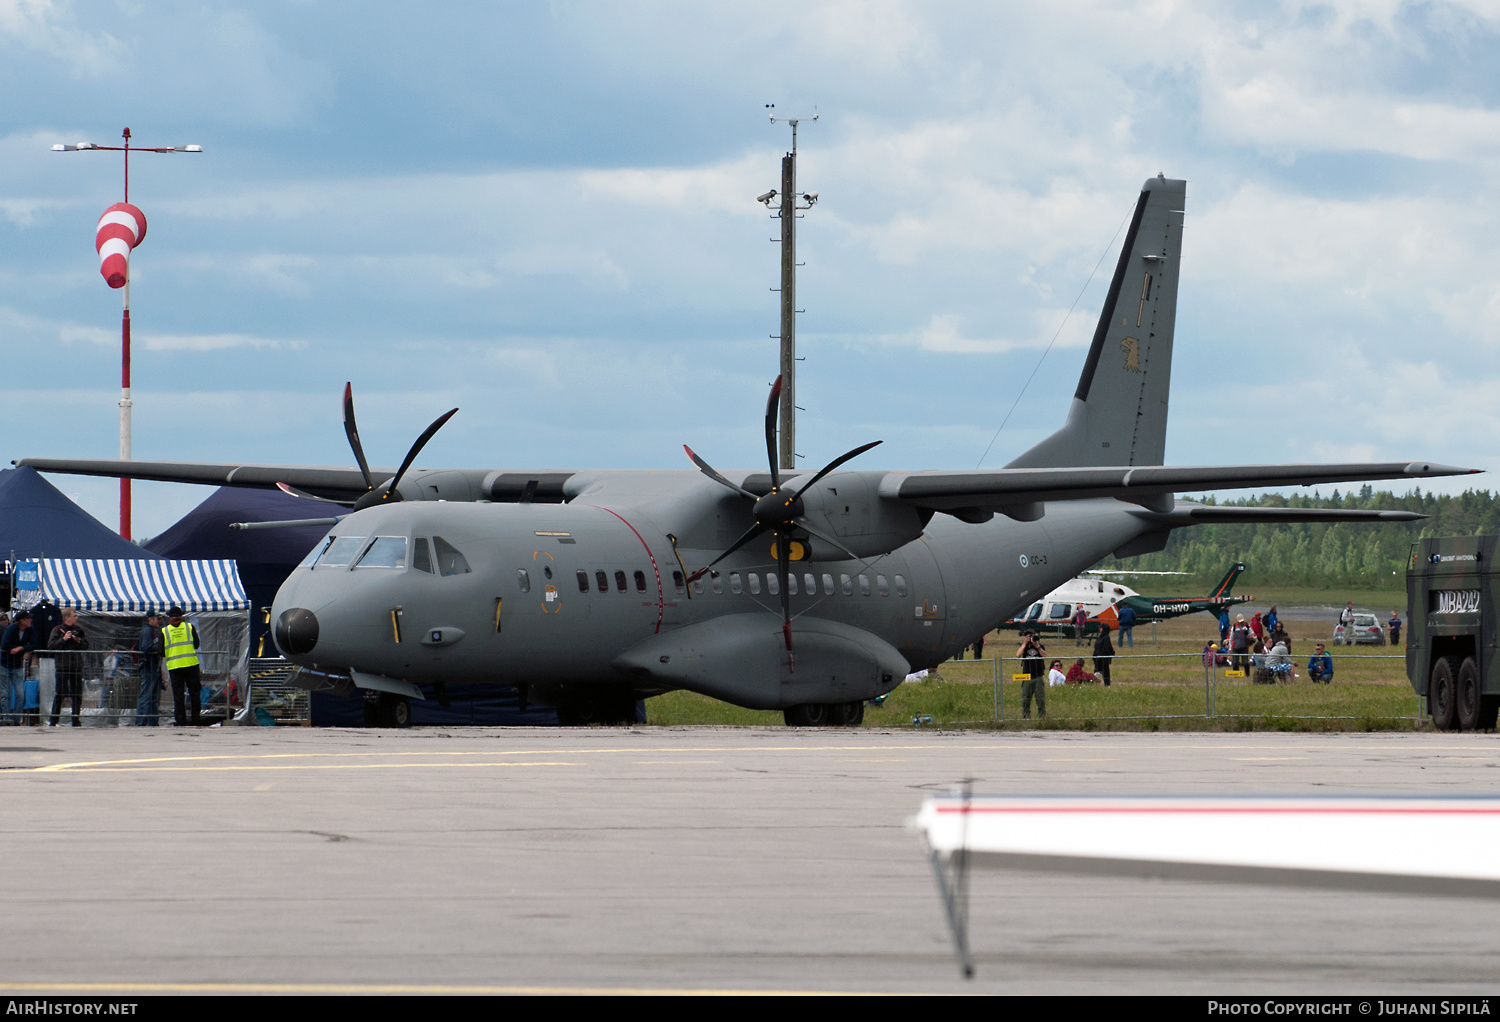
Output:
[163, 606, 202, 726]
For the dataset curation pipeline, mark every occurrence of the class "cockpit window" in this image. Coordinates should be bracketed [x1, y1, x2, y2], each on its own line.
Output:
[432, 536, 471, 576]
[355, 536, 408, 569]
[315, 535, 368, 568]
[413, 538, 434, 574]
[299, 536, 332, 569]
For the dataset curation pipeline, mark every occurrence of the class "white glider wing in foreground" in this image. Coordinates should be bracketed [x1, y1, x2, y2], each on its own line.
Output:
[912, 795, 1500, 977]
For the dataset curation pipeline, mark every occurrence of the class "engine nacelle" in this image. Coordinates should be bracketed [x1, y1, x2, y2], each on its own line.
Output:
[795, 472, 928, 559]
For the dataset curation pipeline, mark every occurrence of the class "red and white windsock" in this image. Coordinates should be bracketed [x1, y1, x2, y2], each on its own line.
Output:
[95, 202, 147, 289]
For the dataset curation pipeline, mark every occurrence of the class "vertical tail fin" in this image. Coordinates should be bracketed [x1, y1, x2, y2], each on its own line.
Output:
[1007, 176, 1186, 469]
[1210, 562, 1247, 600]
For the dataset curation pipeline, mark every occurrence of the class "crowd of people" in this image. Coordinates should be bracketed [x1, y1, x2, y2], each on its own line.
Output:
[0, 606, 205, 727]
[946, 599, 1401, 712]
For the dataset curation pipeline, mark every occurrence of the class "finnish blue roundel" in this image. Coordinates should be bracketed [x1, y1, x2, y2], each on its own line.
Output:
[1019, 555, 1029, 568]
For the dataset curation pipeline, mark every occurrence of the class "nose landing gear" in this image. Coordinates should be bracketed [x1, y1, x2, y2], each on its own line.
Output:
[362, 691, 412, 728]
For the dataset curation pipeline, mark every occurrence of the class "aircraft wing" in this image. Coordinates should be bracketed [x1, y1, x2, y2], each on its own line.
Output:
[14, 457, 381, 502]
[889, 462, 1478, 514]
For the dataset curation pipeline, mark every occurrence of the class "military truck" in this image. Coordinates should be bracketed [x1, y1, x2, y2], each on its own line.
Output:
[1407, 536, 1498, 731]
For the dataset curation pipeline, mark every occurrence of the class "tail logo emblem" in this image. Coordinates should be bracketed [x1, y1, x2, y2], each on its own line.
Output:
[1121, 336, 1142, 373]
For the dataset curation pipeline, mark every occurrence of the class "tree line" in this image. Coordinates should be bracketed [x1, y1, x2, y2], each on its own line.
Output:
[1095, 487, 1498, 590]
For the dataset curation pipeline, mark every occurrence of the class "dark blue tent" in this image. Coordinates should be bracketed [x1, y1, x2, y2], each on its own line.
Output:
[144, 486, 330, 616]
[0, 467, 158, 561]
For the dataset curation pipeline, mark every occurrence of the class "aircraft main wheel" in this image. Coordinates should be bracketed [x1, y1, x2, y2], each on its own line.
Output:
[784, 703, 829, 727]
[1456, 658, 1483, 731]
[556, 690, 636, 726]
[378, 693, 412, 728]
[1430, 657, 1460, 732]
[824, 701, 865, 727]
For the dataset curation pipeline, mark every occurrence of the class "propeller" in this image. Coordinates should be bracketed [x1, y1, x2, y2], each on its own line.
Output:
[684, 375, 881, 665]
[277, 383, 458, 510]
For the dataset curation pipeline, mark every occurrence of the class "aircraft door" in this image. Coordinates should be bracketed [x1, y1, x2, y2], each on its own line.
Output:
[902, 538, 950, 655]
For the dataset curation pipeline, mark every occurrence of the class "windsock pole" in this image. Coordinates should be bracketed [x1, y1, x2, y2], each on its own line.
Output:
[121, 268, 131, 541]
[57, 126, 200, 540]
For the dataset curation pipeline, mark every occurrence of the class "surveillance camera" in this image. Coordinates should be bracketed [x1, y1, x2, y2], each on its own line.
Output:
[804, 191, 818, 203]
[757, 190, 777, 204]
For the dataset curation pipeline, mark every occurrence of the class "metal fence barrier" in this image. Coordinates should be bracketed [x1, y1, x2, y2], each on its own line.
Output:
[7, 648, 239, 726]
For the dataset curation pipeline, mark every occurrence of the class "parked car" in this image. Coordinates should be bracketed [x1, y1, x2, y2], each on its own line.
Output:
[1333, 612, 1385, 646]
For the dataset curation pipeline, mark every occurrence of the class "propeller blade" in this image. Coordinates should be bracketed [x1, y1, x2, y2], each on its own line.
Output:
[683, 445, 757, 500]
[356, 407, 458, 509]
[764, 375, 783, 492]
[275, 482, 354, 508]
[793, 518, 863, 563]
[791, 440, 883, 497]
[342, 383, 375, 492]
[686, 523, 770, 584]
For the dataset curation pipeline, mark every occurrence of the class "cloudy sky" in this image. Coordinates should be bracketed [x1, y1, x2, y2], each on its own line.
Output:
[3, 0, 1499, 538]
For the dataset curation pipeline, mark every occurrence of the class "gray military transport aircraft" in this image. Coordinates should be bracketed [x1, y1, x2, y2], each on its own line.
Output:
[19, 175, 1475, 727]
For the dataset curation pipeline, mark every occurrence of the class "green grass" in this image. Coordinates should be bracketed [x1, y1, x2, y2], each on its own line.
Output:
[643, 591, 1424, 731]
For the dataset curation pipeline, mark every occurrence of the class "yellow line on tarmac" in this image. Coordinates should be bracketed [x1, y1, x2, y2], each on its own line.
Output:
[21, 740, 1500, 775]
[34, 761, 582, 774]
[0, 980, 889, 996]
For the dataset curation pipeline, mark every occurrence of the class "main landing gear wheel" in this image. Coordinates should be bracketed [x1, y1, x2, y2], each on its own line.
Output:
[825, 701, 865, 727]
[784, 703, 830, 727]
[555, 690, 637, 726]
[1430, 656, 1459, 732]
[377, 693, 412, 728]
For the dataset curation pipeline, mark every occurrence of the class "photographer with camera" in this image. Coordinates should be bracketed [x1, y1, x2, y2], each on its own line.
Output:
[47, 608, 88, 727]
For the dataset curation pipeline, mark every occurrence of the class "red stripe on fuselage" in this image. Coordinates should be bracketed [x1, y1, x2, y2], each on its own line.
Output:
[587, 505, 664, 635]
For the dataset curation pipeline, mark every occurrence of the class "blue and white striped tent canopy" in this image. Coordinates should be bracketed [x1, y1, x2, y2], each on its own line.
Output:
[33, 558, 249, 613]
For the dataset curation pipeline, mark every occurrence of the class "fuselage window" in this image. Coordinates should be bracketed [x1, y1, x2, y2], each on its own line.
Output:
[748, 573, 761, 595]
[672, 570, 686, 594]
[786, 573, 798, 595]
[1049, 603, 1070, 619]
[840, 573, 853, 596]
[413, 538, 434, 574]
[729, 573, 743, 595]
[894, 574, 908, 598]
[577, 570, 590, 593]
[355, 536, 409, 569]
[766, 572, 780, 595]
[614, 570, 628, 592]
[634, 570, 647, 592]
[822, 573, 835, 595]
[1026, 602, 1043, 621]
[876, 574, 889, 596]
[805, 573, 817, 594]
[299, 537, 333, 569]
[711, 575, 723, 595]
[432, 537, 471, 576]
[693, 577, 704, 595]
[596, 570, 609, 592]
[316, 535, 368, 568]
[858, 574, 871, 596]
[517, 569, 531, 593]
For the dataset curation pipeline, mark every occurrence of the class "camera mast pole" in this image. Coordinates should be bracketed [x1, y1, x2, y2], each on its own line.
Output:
[763, 106, 817, 473]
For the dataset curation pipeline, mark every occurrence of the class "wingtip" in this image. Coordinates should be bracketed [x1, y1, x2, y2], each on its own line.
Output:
[1404, 462, 1484, 476]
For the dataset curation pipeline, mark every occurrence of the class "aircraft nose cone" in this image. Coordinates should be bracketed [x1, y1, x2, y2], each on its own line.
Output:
[275, 608, 319, 656]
